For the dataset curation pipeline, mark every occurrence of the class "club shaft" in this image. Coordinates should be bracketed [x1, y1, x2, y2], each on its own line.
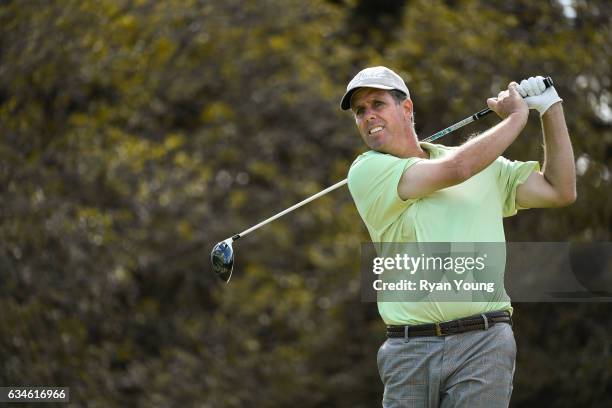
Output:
[423, 106, 496, 143]
[229, 76, 554, 242]
[233, 178, 348, 241]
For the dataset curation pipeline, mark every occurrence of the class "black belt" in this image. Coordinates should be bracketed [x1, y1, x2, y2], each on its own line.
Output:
[387, 310, 512, 338]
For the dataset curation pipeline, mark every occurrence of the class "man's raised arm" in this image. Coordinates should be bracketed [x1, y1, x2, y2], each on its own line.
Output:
[398, 83, 528, 200]
[516, 77, 576, 208]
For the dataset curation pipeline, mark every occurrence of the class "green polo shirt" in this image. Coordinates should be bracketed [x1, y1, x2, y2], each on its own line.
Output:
[348, 142, 539, 325]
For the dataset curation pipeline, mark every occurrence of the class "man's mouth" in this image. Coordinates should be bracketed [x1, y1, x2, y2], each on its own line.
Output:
[369, 126, 384, 135]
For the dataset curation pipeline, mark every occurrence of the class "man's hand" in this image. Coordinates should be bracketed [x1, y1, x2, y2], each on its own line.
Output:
[487, 82, 529, 121]
[518, 76, 563, 117]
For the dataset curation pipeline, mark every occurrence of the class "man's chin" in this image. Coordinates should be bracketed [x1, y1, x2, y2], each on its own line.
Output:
[367, 140, 387, 153]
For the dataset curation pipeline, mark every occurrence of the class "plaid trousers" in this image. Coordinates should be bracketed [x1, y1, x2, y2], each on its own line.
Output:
[377, 323, 516, 408]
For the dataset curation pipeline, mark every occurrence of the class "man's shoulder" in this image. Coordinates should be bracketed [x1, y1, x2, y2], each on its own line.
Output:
[349, 146, 445, 177]
[349, 150, 387, 171]
[347, 150, 405, 192]
[351, 149, 382, 161]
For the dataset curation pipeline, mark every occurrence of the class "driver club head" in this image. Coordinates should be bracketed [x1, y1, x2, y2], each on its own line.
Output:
[211, 239, 234, 283]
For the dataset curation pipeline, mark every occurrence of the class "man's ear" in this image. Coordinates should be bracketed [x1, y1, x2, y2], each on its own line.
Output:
[402, 98, 413, 120]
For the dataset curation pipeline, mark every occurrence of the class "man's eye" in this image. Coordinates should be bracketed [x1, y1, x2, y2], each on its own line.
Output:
[355, 108, 364, 116]
[374, 101, 384, 107]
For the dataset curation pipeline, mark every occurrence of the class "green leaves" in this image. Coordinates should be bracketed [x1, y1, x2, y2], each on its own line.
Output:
[1, 0, 610, 406]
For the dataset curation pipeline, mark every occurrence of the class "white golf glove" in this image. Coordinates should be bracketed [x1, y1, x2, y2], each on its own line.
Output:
[517, 76, 563, 117]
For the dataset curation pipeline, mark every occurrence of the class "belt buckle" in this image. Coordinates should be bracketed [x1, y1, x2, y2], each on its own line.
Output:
[435, 322, 442, 336]
[481, 313, 489, 330]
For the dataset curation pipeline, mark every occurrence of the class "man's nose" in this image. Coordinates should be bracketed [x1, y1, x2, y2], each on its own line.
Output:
[364, 107, 377, 121]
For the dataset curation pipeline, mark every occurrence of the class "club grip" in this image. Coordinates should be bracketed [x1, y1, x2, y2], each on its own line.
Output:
[468, 77, 555, 126]
[543, 76, 554, 88]
[474, 107, 492, 120]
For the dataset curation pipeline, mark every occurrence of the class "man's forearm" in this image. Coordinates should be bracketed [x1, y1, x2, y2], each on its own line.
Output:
[452, 112, 527, 179]
[541, 103, 576, 201]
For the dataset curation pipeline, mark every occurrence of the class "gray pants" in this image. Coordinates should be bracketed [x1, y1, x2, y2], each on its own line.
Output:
[377, 323, 516, 408]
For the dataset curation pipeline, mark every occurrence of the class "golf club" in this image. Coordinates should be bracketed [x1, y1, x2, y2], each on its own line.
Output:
[211, 77, 554, 283]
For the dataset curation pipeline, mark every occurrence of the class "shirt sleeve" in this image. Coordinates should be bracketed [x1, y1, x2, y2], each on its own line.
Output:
[495, 156, 540, 217]
[347, 152, 422, 234]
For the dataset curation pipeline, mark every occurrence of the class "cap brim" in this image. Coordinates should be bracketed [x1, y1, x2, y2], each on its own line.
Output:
[340, 84, 395, 110]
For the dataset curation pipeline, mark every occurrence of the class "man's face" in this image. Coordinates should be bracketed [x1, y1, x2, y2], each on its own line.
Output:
[350, 88, 413, 153]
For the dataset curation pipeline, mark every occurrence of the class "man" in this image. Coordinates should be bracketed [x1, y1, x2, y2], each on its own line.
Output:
[341, 67, 576, 407]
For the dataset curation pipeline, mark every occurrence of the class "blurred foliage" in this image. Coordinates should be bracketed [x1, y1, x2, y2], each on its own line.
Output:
[0, 0, 610, 407]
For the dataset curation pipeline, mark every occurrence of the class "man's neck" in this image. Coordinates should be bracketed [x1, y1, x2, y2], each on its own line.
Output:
[384, 131, 429, 159]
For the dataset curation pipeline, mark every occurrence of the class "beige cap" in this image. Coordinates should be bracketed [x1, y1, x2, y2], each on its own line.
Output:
[340, 66, 410, 110]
